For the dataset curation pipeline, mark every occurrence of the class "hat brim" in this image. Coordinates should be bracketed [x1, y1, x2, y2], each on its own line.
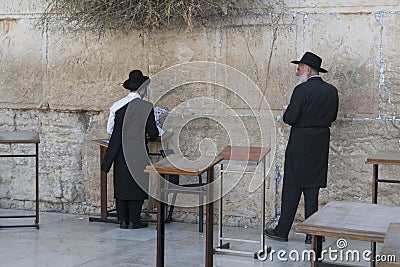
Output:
[291, 60, 328, 73]
[123, 76, 150, 90]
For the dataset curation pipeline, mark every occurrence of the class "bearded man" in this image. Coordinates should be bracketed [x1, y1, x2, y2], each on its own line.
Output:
[264, 52, 339, 243]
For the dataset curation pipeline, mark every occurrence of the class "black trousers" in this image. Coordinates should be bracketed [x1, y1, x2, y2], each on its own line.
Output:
[116, 199, 144, 223]
[274, 182, 320, 238]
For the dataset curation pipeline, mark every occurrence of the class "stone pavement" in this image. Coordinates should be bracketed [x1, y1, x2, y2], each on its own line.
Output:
[0, 208, 374, 267]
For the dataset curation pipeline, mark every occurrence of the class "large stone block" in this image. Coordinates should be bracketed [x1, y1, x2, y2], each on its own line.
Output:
[0, 18, 45, 109]
[379, 13, 400, 119]
[327, 119, 400, 206]
[223, 22, 298, 111]
[285, 0, 400, 12]
[158, 113, 276, 159]
[298, 12, 381, 118]
[0, 0, 46, 14]
[46, 25, 148, 111]
[148, 28, 209, 73]
[0, 109, 109, 210]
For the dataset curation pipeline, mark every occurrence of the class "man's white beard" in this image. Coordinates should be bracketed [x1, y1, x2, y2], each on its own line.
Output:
[298, 72, 309, 84]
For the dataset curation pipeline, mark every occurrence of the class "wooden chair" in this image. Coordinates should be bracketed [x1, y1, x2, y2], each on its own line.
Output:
[160, 149, 205, 232]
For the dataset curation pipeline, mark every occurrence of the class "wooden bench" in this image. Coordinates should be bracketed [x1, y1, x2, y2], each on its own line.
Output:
[378, 223, 400, 266]
[294, 201, 400, 267]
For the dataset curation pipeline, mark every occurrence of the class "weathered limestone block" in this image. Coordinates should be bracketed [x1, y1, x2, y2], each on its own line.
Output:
[46, 26, 148, 111]
[285, 0, 400, 12]
[379, 13, 400, 119]
[0, 18, 45, 109]
[81, 111, 115, 209]
[0, 108, 113, 214]
[158, 114, 275, 157]
[223, 23, 297, 111]
[0, 0, 45, 14]
[0, 109, 21, 130]
[215, 170, 277, 226]
[148, 28, 209, 73]
[327, 119, 400, 206]
[299, 12, 381, 118]
[149, 64, 279, 143]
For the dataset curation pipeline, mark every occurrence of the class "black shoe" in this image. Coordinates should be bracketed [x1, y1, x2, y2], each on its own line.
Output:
[128, 221, 149, 229]
[305, 234, 325, 244]
[264, 228, 288, 242]
[120, 221, 128, 229]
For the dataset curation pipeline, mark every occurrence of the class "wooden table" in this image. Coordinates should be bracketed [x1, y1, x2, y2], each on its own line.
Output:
[378, 223, 400, 266]
[145, 154, 223, 267]
[90, 132, 172, 223]
[294, 201, 400, 267]
[214, 146, 271, 259]
[0, 131, 40, 228]
[365, 150, 400, 204]
[365, 150, 400, 263]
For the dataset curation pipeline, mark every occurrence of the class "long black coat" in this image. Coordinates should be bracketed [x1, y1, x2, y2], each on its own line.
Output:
[283, 76, 338, 188]
[101, 99, 159, 200]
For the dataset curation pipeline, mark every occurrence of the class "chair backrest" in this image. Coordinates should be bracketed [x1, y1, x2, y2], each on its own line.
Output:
[159, 149, 179, 185]
[159, 149, 204, 186]
[159, 149, 175, 158]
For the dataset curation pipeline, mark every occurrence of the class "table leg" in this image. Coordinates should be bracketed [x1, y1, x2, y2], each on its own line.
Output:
[35, 143, 39, 225]
[100, 146, 107, 220]
[206, 167, 214, 267]
[199, 174, 204, 233]
[261, 158, 266, 253]
[157, 199, 165, 267]
[218, 164, 224, 247]
[372, 164, 378, 204]
[157, 173, 166, 267]
[371, 241, 376, 267]
[311, 235, 322, 267]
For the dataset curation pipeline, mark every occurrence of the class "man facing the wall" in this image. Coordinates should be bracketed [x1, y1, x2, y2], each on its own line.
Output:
[265, 52, 339, 243]
[101, 70, 159, 229]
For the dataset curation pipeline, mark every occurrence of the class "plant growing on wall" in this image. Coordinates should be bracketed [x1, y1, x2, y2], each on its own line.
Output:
[40, 0, 277, 32]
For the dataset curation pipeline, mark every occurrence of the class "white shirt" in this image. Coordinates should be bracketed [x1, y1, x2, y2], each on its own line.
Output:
[308, 74, 321, 80]
[106, 92, 141, 134]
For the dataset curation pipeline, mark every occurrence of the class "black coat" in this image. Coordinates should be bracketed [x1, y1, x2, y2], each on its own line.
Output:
[101, 99, 159, 200]
[283, 76, 338, 188]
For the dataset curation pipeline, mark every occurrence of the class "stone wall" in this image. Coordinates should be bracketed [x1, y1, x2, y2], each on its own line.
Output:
[0, 0, 399, 227]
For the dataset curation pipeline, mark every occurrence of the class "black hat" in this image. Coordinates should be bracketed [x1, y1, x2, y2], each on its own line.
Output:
[123, 70, 150, 90]
[291, 52, 328, 73]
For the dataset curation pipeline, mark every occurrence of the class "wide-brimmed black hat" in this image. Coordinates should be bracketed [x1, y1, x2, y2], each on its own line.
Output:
[291, 52, 328, 73]
[123, 70, 150, 90]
